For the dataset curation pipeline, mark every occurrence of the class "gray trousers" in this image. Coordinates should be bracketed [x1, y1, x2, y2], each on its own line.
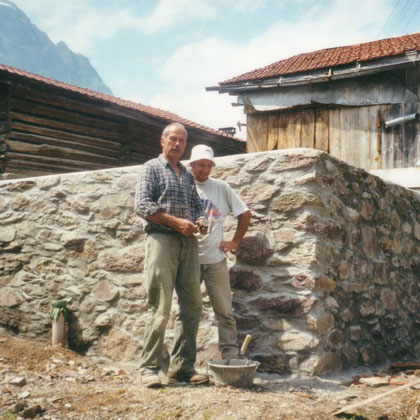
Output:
[139, 232, 202, 375]
[201, 259, 239, 358]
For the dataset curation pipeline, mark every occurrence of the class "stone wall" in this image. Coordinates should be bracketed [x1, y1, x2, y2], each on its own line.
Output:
[0, 149, 419, 375]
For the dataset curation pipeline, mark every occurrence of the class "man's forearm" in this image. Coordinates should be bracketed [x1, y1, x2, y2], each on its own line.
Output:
[232, 210, 252, 243]
[220, 210, 252, 252]
[147, 212, 180, 229]
[147, 212, 198, 236]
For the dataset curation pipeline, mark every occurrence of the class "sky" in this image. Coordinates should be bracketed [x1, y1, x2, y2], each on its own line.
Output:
[10, 0, 420, 139]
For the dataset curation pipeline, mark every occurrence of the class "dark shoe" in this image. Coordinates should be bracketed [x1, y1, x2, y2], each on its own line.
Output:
[141, 373, 162, 388]
[168, 370, 209, 385]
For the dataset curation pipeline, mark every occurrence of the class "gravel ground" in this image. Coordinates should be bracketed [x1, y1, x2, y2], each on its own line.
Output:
[0, 330, 419, 420]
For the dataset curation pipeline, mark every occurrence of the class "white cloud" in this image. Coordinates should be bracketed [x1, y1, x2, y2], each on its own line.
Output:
[149, 0, 392, 133]
[141, 0, 216, 34]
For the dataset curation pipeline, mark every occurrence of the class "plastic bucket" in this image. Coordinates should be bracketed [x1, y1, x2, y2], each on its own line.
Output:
[207, 359, 260, 388]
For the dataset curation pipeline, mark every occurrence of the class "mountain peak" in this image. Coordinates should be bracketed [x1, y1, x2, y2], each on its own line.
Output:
[0, 2, 113, 95]
[0, 0, 18, 9]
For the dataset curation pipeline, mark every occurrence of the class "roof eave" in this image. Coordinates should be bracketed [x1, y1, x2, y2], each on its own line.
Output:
[214, 51, 420, 95]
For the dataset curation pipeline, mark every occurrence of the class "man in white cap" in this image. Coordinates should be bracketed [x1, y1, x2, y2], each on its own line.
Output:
[189, 144, 251, 359]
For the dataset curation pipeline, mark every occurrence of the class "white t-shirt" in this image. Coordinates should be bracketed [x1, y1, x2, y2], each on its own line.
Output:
[195, 177, 249, 265]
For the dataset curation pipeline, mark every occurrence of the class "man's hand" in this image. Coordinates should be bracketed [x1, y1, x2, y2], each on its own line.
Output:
[195, 217, 209, 235]
[220, 240, 240, 253]
[147, 212, 198, 237]
[174, 219, 198, 237]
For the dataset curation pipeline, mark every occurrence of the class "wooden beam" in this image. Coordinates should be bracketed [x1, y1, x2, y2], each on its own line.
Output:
[285, 111, 301, 148]
[277, 112, 288, 150]
[5, 152, 115, 170]
[9, 131, 119, 158]
[12, 121, 121, 150]
[10, 97, 122, 133]
[6, 140, 119, 165]
[314, 108, 329, 152]
[329, 108, 342, 161]
[10, 111, 121, 141]
[332, 379, 420, 416]
[267, 114, 279, 150]
[300, 108, 315, 148]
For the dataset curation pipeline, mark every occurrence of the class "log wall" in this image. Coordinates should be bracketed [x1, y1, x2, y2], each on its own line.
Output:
[0, 84, 10, 173]
[2, 84, 127, 176]
[0, 80, 245, 177]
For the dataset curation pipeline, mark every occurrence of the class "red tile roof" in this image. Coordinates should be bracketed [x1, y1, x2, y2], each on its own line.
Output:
[0, 63, 242, 142]
[222, 32, 420, 84]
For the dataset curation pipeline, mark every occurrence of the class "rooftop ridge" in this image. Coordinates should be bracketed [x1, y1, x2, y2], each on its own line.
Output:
[221, 32, 420, 85]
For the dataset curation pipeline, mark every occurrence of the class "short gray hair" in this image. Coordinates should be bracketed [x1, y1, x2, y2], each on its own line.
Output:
[162, 122, 188, 140]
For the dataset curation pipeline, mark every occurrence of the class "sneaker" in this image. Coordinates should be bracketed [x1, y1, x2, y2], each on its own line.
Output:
[168, 370, 209, 385]
[141, 373, 162, 388]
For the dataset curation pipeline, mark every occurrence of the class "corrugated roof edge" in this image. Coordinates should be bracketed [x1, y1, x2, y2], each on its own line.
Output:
[219, 32, 420, 85]
[0, 63, 244, 143]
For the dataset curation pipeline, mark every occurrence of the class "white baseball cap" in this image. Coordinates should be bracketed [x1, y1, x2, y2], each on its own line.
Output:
[189, 144, 216, 166]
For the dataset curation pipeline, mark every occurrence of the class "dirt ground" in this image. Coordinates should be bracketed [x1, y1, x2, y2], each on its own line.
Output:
[0, 329, 419, 420]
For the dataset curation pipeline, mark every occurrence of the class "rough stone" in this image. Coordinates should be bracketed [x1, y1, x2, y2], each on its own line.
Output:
[338, 260, 350, 279]
[410, 256, 420, 272]
[314, 275, 336, 292]
[240, 183, 278, 202]
[360, 344, 376, 365]
[361, 226, 376, 258]
[360, 301, 376, 317]
[380, 289, 398, 311]
[373, 260, 388, 284]
[94, 282, 119, 302]
[0, 287, 23, 307]
[277, 330, 319, 351]
[301, 352, 342, 375]
[414, 222, 420, 241]
[94, 310, 120, 328]
[252, 295, 316, 316]
[390, 211, 401, 228]
[339, 307, 354, 323]
[272, 192, 322, 213]
[270, 152, 320, 172]
[37, 176, 60, 190]
[0, 226, 16, 243]
[273, 229, 295, 248]
[229, 268, 262, 291]
[253, 354, 287, 373]
[350, 326, 361, 341]
[306, 313, 334, 333]
[234, 233, 271, 263]
[290, 275, 315, 289]
[98, 246, 144, 272]
[360, 200, 374, 221]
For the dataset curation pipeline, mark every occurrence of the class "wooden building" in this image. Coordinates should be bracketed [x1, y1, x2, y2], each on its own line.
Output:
[209, 33, 420, 189]
[0, 64, 245, 179]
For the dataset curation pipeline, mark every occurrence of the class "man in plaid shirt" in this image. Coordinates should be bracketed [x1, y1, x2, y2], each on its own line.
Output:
[134, 122, 208, 388]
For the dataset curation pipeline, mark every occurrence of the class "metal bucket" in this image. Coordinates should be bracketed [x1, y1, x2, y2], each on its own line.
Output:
[207, 359, 260, 388]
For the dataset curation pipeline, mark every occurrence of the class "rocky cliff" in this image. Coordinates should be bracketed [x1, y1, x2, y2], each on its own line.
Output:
[0, 0, 112, 95]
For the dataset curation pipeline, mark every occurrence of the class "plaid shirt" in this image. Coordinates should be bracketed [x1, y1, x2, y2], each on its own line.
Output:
[134, 155, 204, 233]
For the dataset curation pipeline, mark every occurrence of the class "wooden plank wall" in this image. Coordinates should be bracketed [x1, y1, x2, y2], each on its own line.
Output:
[247, 104, 419, 171]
